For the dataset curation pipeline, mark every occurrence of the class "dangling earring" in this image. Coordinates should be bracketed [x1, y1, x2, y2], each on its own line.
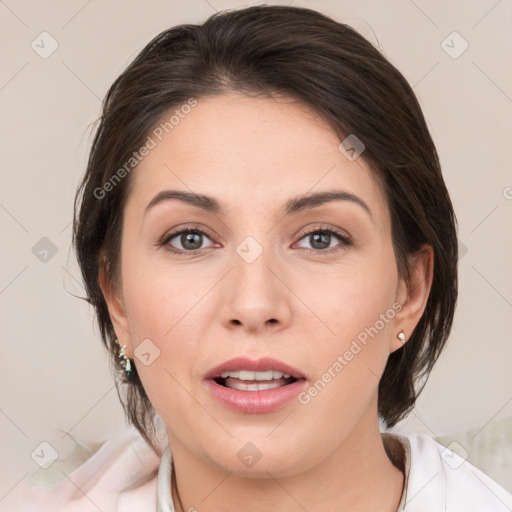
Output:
[397, 331, 406, 343]
[114, 338, 134, 380]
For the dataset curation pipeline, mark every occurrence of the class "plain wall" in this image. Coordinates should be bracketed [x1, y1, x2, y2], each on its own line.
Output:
[1, 0, 511, 505]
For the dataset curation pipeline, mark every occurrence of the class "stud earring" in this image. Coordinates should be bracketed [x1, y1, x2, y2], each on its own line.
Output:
[114, 338, 134, 380]
[397, 331, 406, 343]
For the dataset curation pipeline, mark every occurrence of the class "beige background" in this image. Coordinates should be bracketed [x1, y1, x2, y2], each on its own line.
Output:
[1, 0, 511, 506]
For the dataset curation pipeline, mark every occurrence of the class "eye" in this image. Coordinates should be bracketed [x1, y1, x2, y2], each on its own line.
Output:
[295, 227, 351, 253]
[160, 227, 215, 254]
[158, 225, 351, 256]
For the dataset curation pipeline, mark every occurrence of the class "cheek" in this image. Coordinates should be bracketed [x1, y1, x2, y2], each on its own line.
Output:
[119, 250, 217, 394]
[121, 242, 208, 339]
[120, 266, 205, 421]
[312, 250, 398, 343]
[302, 248, 399, 394]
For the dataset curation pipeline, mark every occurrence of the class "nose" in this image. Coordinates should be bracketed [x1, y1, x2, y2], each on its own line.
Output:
[220, 242, 292, 334]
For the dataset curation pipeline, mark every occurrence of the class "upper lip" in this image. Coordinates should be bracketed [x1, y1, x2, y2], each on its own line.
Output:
[204, 357, 306, 381]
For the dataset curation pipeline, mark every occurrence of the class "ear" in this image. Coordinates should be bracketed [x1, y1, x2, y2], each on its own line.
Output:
[98, 261, 133, 358]
[391, 245, 434, 352]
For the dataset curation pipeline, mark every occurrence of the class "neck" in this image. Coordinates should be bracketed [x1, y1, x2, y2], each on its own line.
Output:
[167, 405, 404, 512]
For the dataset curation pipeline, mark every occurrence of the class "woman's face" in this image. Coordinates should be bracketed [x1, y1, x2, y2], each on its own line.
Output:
[104, 92, 424, 477]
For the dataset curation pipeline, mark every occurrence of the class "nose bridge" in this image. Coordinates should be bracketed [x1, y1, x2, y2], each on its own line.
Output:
[233, 232, 279, 297]
[219, 230, 292, 331]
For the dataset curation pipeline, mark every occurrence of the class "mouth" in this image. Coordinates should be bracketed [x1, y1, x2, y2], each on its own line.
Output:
[203, 356, 307, 412]
[213, 370, 299, 391]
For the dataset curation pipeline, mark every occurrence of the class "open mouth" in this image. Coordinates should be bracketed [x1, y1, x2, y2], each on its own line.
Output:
[213, 370, 298, 391]
[204, 365, 308, 413]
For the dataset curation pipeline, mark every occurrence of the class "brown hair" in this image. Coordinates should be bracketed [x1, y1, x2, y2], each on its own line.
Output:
[73, 5, 458, 452]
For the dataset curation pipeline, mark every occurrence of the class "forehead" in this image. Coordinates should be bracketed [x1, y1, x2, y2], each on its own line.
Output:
[127, 93, 389, 225]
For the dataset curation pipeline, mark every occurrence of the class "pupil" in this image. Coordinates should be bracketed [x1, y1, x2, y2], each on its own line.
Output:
[311, 232, 330, 249]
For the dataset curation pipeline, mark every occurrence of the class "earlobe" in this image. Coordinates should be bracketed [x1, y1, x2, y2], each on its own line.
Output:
[391, 245, 434, 352]
[98, 262, 133, 357]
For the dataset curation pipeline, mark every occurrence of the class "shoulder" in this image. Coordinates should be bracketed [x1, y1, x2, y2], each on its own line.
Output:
[10, 427, 163, 512]
[397, 432, 512, 511]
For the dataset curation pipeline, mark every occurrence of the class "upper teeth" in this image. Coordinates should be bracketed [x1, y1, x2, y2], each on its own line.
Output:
[220, 370, 291, 380]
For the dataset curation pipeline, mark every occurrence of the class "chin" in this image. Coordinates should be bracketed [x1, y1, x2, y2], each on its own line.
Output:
[201, 436, 313, 479]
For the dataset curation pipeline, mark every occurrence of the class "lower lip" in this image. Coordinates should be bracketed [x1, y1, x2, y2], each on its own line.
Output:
[203, 379, 308, 413]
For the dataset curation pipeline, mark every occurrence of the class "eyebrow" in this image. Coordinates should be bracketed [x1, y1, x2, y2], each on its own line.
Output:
[144, 189, 372, 220]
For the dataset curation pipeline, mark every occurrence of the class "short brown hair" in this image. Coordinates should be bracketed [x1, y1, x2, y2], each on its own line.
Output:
[73, 5, 458, 452]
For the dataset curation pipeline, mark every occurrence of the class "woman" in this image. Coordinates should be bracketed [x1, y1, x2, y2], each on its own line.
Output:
[19, 5, 512, 511]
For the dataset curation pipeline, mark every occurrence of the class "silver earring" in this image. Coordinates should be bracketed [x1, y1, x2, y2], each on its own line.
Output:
[114, 338, 134, 380]
[397, 331, 406, 343]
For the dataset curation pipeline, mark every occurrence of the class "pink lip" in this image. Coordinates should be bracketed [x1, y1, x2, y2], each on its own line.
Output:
[202, 357, 308, 414]
[203, 378, 308, 413]
[203, 356, 306, 380]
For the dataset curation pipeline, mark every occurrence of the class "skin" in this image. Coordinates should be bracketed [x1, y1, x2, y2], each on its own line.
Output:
[100, 92, 433, 512]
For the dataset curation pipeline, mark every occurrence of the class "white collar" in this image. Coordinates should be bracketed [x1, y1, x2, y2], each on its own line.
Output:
[157, 445, 174, 512]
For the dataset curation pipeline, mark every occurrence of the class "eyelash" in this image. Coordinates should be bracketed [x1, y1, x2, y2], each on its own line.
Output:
[158, 224, 352, 256]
